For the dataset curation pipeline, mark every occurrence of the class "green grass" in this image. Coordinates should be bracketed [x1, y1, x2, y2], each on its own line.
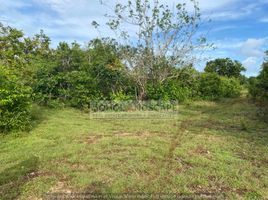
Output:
[0, 97, 267, 199]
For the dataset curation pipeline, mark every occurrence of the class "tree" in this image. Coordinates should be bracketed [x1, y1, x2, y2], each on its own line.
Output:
[0, 23, 25, 71]
[199, 73, 241, 100]
[0, 66, 31, 132]
[248, 52, 268, 122]
[204, 58, 246, 78]
[249, 61, 268, 100]
[87, 38, 134, 98]
[0, 23, 34, 132]
[96, 0, 209, 100]
[0, 24, 52, 82]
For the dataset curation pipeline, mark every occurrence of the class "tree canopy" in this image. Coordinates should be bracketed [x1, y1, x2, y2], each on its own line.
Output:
[204, 58, 246, 78]
[95, 0, 210, 100]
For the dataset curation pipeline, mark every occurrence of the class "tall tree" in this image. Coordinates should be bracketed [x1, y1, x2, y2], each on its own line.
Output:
[95, 0, 209, 100]
[204, 58, 246, 78]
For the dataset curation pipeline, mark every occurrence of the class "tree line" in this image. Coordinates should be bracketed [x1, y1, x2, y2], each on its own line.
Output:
[0, 0, 267, 132]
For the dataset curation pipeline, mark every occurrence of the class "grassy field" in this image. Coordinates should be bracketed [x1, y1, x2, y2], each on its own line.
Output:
[0, 97, 267, 199]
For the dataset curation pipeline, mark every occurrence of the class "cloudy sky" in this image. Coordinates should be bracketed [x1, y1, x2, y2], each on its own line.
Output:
[1, 0, 268, 76]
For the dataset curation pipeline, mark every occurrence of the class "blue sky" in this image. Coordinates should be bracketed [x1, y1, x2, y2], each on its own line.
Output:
[0, 0, 268, 76]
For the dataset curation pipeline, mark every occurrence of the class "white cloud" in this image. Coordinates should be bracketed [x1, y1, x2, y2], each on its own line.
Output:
[31, 0, 240, 46]
[239, 38, 267, 76]
[35, 0, 72, 13]
[243, 57, 257, 67]
[1, 0, 265, 46]
[197, 0, 238, 10]
[203, 0, 267, 21]
[240, 38, 266, 58]
[202, 37, 267, 76]
[1, 0, 268, 77]
[242, 57, 262, 76]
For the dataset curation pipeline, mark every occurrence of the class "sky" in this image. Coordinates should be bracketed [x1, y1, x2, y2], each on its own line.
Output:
[0, 0, 268, 77]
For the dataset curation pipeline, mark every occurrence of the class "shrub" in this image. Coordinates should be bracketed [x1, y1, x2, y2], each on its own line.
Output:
[248, 77, 260, 99]
[0, 66, 31, 132]
[176, 66, 200, 97]
[33, 67, 100, 109]
[199, 73, 222, 100]
[32, 66, 59, 106]
[67, 71, 100, 108]
[248, 63, 268, 122]
[165, 81, 192, 102]
[249, 62, 268, 101]
[110, 90, 133, 102]
[219, 76, 241, 98]
[146, 83, 169, 101]
[199, 73, 241, 100]
[146, 80, 192, 102]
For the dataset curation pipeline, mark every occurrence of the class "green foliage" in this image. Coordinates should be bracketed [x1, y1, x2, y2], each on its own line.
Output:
[176, 66, 201, 98]
[146, 81, 193, 102]
[0, 66, 31, 132]
[0, 23, 25, 70]
[67, 71, 101, 108]
[199, 73, 241, 100]
[205, 58, 246, 78]
[146, 67, 200, 102]
[249, 62, 268, 101]
[167, 85, 192, 102]
[146, 83, 169, 101]
[257, 62, 268, 100]
[88, 39, 134, 98]
[32, 41, 98, 108]
[219, 76, 242, 98]
[199, 73, 222, 100]
[100, 0, 208, 100]
[249, 61, 268, 122]
[33, 65, 99, 108]
[0, 22, 248, 133]
[110, 91, 133, 102]
[248, 77, 259, 99]
[32, 39, 134, 108]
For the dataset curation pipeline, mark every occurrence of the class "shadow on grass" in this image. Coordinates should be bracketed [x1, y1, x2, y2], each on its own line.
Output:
[28, 104, 49, 131]
[0, 156, 39, 200]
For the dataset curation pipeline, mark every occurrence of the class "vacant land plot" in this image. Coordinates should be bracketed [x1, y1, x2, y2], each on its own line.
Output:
[0, 98, 267, 199]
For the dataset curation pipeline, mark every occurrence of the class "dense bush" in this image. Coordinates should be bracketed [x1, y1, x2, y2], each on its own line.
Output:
[248, 62, 268, 122]
[146, 83, 169, 101]
[165, 81, 192, 102]
[146, 81, 191, 102]
[32, 39, 134, 108]
[199, 73, 222, 100]
[249, 62, 268, 101]
[177, 66, 202, 97]
[219, 76, 242, 98]
[146, 67, 200, 102]
[199, 73, 241, 100]
[0, 66, 31, 132]
[33, 67, 100, 108]
[0, 23, 248, 132]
